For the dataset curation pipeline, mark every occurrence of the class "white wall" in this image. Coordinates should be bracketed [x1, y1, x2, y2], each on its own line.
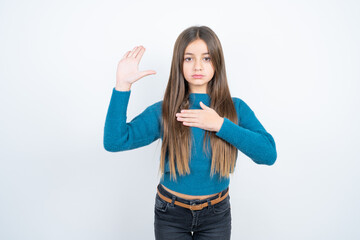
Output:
[0, 0, 359, 239]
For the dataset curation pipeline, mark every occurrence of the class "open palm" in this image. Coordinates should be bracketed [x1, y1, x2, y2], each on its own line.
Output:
[116, 45, 156, 86]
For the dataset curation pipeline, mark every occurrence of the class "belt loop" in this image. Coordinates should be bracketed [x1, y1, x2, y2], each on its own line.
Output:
[171, 195, 176, 207]
[207, 199, 212, 208]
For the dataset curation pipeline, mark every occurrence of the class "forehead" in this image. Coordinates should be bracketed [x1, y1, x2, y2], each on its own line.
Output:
[184, 39, 209, 55]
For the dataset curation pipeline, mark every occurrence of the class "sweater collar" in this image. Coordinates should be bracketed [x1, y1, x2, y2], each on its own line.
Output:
[189, 92, 211, 109]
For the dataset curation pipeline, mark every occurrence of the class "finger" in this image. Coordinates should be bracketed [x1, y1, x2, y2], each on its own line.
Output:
[178, 117, 199, 123]
[122, 50, 131, 59]
[132, 45, 143, 58]
[177, 113, 197, 118]
[128, 46, 138, 57]
[182, 121, 198, 127]
[181, 109, 201, 114]
[135, 46, 145, 59]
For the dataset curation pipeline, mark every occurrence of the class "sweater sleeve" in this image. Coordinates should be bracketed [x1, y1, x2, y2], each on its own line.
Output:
[103, 87, 161, 152]
[215, 98, 277, 165]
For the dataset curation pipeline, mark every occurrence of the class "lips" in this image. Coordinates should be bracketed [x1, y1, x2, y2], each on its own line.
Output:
[192, 75, 204, 78]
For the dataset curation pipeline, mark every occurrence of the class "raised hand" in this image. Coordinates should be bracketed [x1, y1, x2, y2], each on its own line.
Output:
[115, 45, 156, 91]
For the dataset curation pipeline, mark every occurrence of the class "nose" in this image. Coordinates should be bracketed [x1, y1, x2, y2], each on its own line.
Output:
[194, 59, 203, 71]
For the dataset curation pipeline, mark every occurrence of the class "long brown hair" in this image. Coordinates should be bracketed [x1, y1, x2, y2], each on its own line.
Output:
[159, 25, 238, 182]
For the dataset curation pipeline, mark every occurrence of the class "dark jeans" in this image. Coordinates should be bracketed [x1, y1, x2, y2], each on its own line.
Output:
[154, 183, 231, 240]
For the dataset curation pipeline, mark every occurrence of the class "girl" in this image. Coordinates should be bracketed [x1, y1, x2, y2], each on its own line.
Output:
[104, 25, 277, 240]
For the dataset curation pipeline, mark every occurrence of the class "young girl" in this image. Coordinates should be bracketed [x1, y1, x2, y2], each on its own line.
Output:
[104, 25, 277, 240]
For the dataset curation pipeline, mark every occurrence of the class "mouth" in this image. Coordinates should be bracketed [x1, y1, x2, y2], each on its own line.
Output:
[192, 75, 204, 79]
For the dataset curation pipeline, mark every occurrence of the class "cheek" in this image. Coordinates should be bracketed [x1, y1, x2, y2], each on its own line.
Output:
[206, 65, 215, 75]
[183, 64, 191, 76]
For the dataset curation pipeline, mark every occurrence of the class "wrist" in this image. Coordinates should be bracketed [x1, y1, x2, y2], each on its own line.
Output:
[115, 82, 132, 91]
[216, 117, 224, 132]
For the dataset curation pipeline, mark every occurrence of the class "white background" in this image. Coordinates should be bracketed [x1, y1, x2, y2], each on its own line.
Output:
[1, 0, 359, 239]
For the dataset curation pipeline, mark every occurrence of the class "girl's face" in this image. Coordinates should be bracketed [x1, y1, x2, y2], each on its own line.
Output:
[182, 39, 215, 93]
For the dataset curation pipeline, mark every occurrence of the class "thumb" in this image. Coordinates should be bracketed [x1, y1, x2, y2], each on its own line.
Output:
[200, 101, 209, 109]
[139, 70, 157, 78]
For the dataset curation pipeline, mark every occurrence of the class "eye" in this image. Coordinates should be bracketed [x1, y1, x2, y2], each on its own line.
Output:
[184, 57, 211, 62]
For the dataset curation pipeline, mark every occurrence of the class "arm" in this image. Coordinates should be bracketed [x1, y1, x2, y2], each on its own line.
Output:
[103, 87, 161, 152]
[215, 98, 277, 165]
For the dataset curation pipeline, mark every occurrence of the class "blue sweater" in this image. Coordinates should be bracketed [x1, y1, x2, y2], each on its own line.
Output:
[104, 87, 277, 195]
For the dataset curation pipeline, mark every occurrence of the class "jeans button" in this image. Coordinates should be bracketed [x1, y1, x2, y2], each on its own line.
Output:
[190, 202, 197, 211]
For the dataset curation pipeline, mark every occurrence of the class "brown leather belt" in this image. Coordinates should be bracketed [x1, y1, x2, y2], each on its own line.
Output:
[156, 188, 229, 211]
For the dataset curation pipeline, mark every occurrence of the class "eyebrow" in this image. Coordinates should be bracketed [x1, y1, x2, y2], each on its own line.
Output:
[184, 52, 209, 55]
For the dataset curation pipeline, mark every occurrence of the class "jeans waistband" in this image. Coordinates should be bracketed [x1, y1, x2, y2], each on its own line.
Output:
[157, 183, 229, 205]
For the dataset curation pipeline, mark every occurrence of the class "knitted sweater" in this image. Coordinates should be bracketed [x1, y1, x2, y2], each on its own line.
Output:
[104, 87, 277, 195]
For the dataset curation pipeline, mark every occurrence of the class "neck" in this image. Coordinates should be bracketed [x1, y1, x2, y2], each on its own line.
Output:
[189, 86, 208, 94]
[190, 91, 207, 94]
